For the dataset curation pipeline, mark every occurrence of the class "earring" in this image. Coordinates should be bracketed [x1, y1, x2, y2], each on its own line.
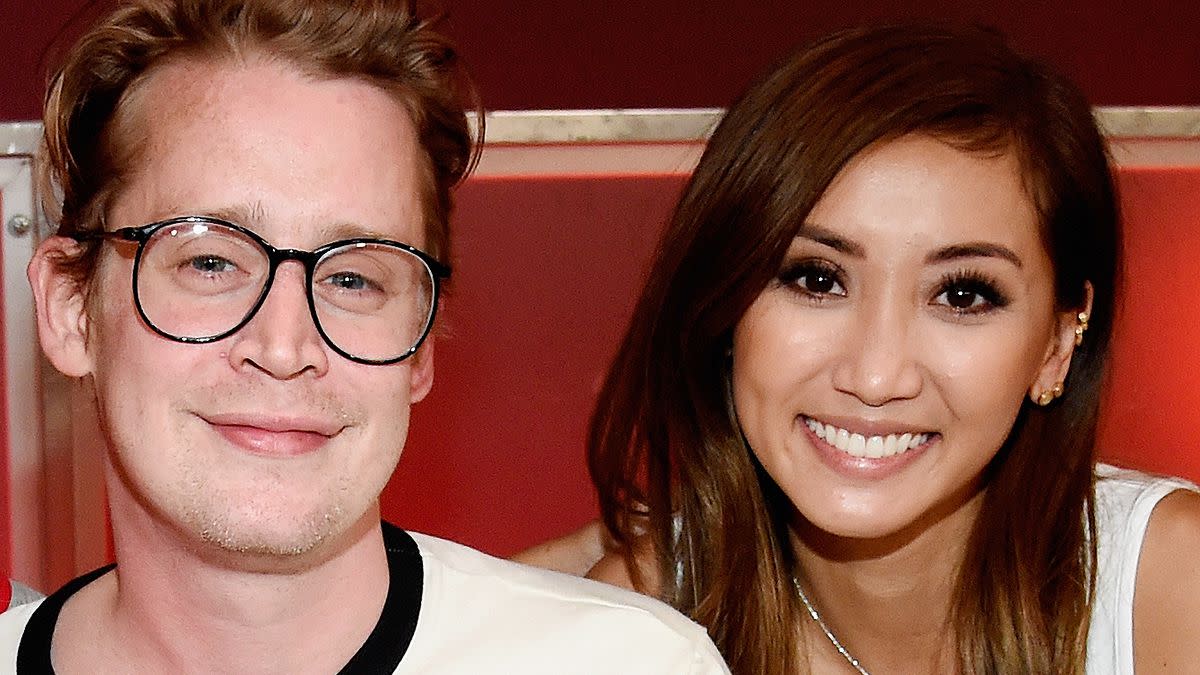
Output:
[1074, 311, 1090, 346]
[1035, 382, 1065, 406]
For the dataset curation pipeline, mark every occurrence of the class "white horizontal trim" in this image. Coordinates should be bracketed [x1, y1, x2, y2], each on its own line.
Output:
[1096, 106, 1200, 138]
[0, 123, 40, 157]
[8, 107, 1200, 177]
[474, 108, 724, 144]
[474, 107, 1200, 146]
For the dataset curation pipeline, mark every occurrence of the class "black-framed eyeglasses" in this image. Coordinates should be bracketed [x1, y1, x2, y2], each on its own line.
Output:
[74, 216, 450, 365]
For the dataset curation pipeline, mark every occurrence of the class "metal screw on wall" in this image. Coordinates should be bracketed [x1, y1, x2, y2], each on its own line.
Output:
[6, 215, 32, 237]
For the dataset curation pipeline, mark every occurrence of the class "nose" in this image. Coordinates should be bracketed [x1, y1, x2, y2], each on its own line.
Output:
[225, 263, 330, 379]
[831, 299, 922, 407]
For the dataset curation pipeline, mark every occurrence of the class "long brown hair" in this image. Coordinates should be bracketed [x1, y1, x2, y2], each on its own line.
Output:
[589, 23, 1119, 674]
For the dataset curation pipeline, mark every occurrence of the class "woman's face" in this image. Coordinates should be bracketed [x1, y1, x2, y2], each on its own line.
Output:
[731, 134, 1080, 541]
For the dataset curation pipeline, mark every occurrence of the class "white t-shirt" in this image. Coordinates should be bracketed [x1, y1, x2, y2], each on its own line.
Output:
[1087, 464, 1198, 674]
[0, 524, 730, 674]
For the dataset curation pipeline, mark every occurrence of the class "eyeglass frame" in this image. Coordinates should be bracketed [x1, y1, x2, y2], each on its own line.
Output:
[71, 215, 451, 366]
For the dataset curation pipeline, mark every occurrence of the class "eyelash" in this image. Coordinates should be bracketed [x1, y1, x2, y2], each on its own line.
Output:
[775, 261, 1011, 315]
[776, 259, 846, 301]
[932, 270, 1011, 314]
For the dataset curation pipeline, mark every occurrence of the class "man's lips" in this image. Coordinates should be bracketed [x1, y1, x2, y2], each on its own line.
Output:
[200, 413, 345, 457]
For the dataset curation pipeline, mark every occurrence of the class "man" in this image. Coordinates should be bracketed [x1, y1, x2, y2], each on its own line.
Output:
[0, 1, 729, 672]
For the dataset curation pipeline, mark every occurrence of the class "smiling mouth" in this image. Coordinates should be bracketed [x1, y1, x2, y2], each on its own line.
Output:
[210, 424, 334, 457]
[803, 417, 935, 459]
[199, 412, 345, 458]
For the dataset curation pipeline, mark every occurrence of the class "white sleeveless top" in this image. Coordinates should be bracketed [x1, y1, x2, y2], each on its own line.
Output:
[1087, 464, 1198, 674]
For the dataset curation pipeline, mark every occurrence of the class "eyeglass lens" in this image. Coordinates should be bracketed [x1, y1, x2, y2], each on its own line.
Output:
[134, 220, 436, 362]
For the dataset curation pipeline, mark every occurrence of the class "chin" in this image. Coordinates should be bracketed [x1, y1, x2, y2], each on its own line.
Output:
[789, 490, 923, 542]
[181, 492, 367, 561]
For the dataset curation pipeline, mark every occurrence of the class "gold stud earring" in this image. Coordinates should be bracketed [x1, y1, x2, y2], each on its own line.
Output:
[1074, 311, 1090, 346]
[1035, 382, 1065, 406]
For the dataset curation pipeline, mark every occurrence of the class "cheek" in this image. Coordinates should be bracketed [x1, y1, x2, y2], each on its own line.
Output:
[731, 297, 838, 441]
[921, 317, 1051, 421]
[355, 368, 416, 437]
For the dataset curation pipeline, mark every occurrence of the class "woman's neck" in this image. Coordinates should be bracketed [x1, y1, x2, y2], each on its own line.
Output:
[790, 485, 986, 674]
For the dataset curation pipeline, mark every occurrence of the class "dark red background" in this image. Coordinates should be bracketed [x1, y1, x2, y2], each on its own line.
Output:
[3, 0, 1200, 121]
[4, 1, 1200, 573]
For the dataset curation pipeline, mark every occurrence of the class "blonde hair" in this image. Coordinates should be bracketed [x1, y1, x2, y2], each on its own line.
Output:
[42, 0, 479, 283]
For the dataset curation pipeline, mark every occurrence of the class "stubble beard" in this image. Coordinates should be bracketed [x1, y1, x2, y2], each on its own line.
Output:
[174, 468, 363, 560]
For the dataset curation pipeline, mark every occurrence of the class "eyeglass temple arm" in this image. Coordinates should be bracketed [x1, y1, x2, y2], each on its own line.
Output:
[69, 227, 149, 243]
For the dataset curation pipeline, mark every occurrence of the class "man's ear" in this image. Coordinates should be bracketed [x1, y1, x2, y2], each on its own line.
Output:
[29, 237, 94, 378]
[1028, 281, 1094, 404]
[408, 338, 434, 403]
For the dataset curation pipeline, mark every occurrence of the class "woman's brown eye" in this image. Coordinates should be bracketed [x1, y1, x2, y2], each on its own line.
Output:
[944, 287, 981, 309]
[782, 258, 849, 297]
[803, 271, 838, 294]
[779, 260, 846, 299]
[934, 273, 1009, 314]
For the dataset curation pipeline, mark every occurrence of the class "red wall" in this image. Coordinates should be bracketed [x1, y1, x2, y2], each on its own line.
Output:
[388, 174, 682, 554]
[1099, 167, 1200, 477]
[4, 0, 1200, 121]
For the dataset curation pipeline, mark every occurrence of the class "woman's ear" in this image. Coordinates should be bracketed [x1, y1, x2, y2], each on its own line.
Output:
[1028, 281, 1094, 405]
[29, 237, 95, 378]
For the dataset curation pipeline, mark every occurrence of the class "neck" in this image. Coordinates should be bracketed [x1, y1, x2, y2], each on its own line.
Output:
[791, 486, 985, 674]
[52, 479, 391, 674]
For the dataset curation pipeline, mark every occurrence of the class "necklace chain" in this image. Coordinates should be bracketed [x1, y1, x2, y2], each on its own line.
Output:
[792, 577, 872, 675]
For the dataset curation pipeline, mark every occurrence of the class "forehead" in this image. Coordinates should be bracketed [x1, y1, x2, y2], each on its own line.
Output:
[109, 55, 424, 247]
[804, 134, 1044, 263]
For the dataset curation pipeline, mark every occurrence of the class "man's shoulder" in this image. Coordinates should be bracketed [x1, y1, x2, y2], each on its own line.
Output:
[402, 531, 730, 673]
[0, 599, 43, 666]
[410, 530, 687, 620]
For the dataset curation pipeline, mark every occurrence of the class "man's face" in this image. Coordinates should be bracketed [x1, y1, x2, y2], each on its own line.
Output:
[40, 55, 435, 564]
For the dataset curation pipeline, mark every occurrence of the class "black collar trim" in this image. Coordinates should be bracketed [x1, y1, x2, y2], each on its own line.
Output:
[16, 522, 423, 674]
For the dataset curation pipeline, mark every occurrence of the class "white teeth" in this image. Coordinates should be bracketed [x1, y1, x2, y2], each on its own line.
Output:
[848, 433, 866, 455]
[882, 434, 898, 456]
[803, 417, 932, 459]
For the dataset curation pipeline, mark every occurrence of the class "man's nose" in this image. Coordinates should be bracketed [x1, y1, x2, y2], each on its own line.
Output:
[225, 263, 329, 379]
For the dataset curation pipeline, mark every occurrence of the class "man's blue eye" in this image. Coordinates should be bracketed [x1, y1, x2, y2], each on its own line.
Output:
[189, 256, 237, 274]
[327, 272, 368, 291]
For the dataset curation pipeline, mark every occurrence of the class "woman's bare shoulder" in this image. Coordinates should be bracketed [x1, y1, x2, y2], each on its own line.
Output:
[587, 550, 639, 590]
[1133, 488, 1200, 671]
[510, 518, 664, 596]
[587, 539, 663, 595]
[510, 520, 609, 577]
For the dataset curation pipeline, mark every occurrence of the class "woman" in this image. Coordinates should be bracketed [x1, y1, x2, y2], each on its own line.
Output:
[567, 23, 1200, 674]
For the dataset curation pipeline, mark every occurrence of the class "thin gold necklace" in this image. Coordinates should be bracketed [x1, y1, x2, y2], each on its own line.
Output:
[792, 577, 872, 675]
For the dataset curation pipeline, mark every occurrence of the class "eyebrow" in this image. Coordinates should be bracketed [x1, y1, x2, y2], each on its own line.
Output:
[195, 204, 391, 241]
[797, 224, 1024, 268]
[198, 203, 267, 227]
[797, 224, 866, 258]
[925, 242, 1024, 269]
